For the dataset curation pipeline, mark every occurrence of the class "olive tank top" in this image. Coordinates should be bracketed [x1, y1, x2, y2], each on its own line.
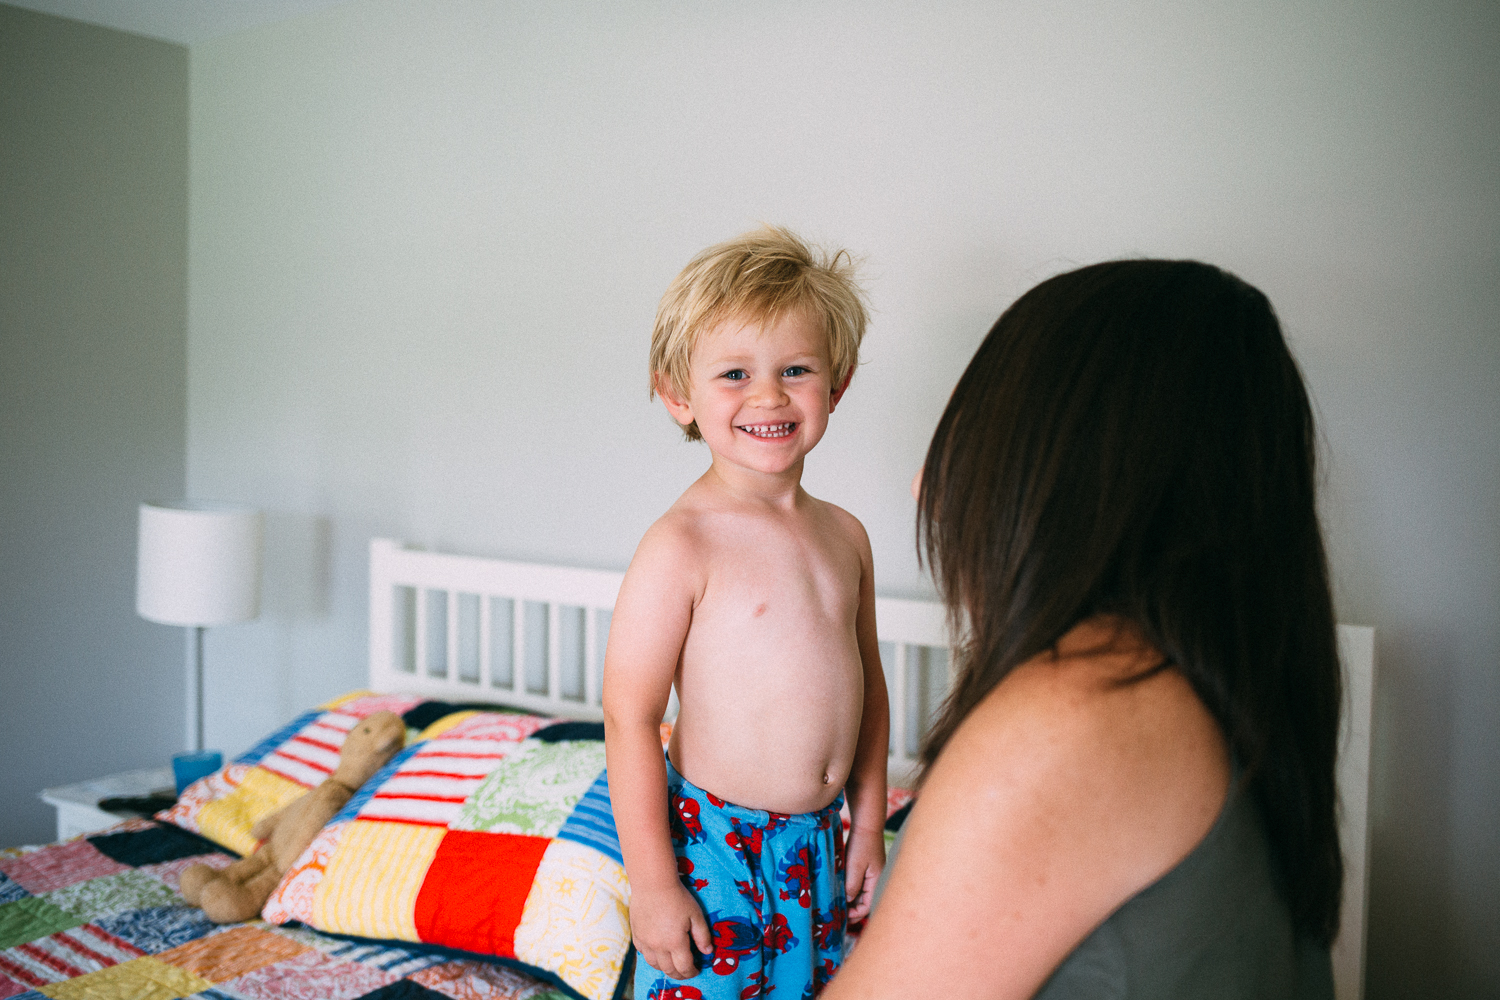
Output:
[873, 778, 1334, 999]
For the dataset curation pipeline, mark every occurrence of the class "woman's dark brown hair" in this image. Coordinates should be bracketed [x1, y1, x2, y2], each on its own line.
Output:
[916, 259, 1343, 946]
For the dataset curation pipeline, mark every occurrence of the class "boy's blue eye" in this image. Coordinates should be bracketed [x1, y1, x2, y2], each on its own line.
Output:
[783, 366, 810, 377]
[721, 370, 747, 381]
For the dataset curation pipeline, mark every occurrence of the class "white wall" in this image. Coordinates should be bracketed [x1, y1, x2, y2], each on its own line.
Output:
[0, 4, 188, 844]
[188, 1, 1498, 995]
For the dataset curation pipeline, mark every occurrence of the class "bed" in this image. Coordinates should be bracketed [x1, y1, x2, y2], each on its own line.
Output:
[0, 538, 1376, 1000]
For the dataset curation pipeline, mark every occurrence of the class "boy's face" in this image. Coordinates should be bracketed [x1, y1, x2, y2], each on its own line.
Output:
[658, 309, 847, 479]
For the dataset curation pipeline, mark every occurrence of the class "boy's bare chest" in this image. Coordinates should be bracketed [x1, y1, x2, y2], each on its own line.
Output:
[680, 516, 862, 655]
[702, 525, 857, 615]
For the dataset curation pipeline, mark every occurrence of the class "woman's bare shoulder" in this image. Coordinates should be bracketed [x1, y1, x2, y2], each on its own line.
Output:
[827, 619, 1228, 999]
[942, 623, 1230, 883]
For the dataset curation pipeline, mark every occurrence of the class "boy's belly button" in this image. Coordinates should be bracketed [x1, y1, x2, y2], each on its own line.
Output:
[823, 772, 831, 784]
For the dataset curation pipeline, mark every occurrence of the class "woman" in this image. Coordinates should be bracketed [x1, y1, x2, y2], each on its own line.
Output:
[826, 260, 1341, 998]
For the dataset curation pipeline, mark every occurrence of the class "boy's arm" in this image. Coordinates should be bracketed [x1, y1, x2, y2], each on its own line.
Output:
[602, 522, 712, 981]
[843, 520, 890, 922]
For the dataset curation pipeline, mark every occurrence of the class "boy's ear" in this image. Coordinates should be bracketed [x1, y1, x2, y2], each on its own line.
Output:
[653, 371, 695, 427]
[829, 369, 853, 414]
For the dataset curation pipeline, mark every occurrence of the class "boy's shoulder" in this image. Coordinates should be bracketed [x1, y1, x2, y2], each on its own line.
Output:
[626, 486, 719, 580]
[804, 493, 873, 556]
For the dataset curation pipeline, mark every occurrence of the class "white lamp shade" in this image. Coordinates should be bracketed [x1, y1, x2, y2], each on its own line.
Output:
[136, 501, 264, 626]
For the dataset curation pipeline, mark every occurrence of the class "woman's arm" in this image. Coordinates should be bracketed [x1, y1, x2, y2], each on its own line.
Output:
[824, 631, 1229, 999]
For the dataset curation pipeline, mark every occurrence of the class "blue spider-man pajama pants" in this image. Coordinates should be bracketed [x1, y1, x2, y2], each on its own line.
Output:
[634, 755, 847, 1000]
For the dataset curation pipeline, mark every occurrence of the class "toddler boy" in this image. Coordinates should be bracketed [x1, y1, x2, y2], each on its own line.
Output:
[603, 226, 889, 1000]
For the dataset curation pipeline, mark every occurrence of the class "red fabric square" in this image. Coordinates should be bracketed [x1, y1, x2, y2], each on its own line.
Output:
[413, 831, 550, 958]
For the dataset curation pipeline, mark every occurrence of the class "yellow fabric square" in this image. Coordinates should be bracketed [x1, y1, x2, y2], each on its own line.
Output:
[512, 839, 631, 1000]
[312, 820, 443, 941]
[319, 689, 375, 710]
[415, 710, 479, 741]
[40, 956, 212, 1000]
[195, 767, 308, 856]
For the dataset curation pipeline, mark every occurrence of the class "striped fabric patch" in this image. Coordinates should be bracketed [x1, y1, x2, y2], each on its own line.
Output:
[0, 898, 81, 952]
[312, 821, 443, 941]
[0, 924, 144, 987]
[555, 772, 622, 865]
[257, 712, 360, 788]
[331, 747, 419, 825]
[356, 714, 550, 827]
[322, 938, 447, 977]
[235, 709, 323, 767]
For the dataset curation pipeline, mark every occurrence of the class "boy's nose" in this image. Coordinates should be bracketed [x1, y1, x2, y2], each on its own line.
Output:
[748, 380, 790, 407]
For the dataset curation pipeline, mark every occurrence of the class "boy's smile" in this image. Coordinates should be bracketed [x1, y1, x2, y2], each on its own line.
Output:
[658, 308, 845, 483]
[738, 421, 796, 439]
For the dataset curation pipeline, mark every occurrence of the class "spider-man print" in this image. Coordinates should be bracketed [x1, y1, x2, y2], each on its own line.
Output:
[735, 878, 765, 907]
[810, 905, 843, 953]
[800, 959, 838, 999]
[760, 912, 796, 954]
[776, 839, 820, 908]
[709, 914, 762, 975]
[642, 756, 847, 1000]
[673, 791, 706, 844]
[739, 971, 772, 999]
[679, 856, 709, 891]
[725, 817, 765, 867]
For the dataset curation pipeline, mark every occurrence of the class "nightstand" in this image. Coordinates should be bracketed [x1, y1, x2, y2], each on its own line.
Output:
[39, 767, 176, 839]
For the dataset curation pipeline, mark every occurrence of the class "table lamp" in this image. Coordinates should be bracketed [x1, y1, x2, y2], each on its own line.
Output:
[135, 501, 263, 758]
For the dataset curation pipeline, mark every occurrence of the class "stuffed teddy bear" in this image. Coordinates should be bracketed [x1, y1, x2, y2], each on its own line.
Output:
[179, 710, 406, 923]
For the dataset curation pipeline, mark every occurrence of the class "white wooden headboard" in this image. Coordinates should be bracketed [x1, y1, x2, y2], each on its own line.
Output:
[368, 537, 950, 786]
[366, 536, 1374, 1000]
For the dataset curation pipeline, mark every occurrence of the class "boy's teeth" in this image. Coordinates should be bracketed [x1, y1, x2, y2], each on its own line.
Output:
[742, 422, 794, 438]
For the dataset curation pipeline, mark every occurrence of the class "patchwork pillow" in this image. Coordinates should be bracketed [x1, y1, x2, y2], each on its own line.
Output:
[154, 691, 476, 856]
[262, 711, 630, 1000]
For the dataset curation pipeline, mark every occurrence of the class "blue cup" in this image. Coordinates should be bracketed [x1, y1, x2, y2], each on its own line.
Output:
[172, 750, 223, 795]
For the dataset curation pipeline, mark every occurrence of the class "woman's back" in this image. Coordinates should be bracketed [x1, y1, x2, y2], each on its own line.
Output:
[1034, 765, 1334, 999]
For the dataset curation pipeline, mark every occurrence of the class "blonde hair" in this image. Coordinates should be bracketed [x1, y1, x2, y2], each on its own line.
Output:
[650, 225, 868, 441]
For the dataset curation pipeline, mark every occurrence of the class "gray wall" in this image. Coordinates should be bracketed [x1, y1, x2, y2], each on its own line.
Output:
[186, 3, 1499, 995]
[0, 5, 188, 843]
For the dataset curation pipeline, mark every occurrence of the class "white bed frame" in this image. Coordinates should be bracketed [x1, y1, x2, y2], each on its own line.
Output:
[367, 536, 1375, 1000]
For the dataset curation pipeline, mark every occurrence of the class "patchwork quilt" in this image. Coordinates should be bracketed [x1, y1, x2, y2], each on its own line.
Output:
[0, 818, 567, 1000]
[4, 691, 914, 1000]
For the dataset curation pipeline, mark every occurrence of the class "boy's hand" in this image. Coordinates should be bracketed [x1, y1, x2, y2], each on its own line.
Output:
[844, 825, 886, 923]
[631, 881, 713, 980]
